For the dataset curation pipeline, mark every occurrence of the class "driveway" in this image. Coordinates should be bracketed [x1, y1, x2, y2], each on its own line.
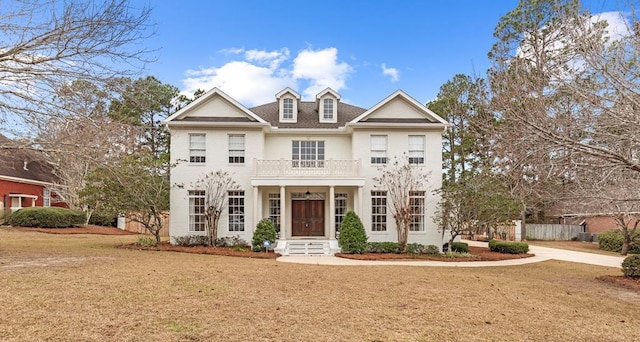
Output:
[276, 240, 626, 268]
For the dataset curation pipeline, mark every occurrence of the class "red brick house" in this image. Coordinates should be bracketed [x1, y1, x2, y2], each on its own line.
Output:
[0, 135, 66, 220]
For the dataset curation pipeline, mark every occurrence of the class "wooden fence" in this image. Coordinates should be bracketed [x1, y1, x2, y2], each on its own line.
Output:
[120, 212, 170, 236]
[525, 223, 583, 240]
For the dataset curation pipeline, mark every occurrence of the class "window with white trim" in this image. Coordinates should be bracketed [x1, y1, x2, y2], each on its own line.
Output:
[409, 191, 425, 231]
[228, 134, 245, 164]
[188, 190, 205, 232]
[323, 98, 334, 119]
[292, 140, 324, 168]
[43, 188, 51, 207]
[228, 191, 245, 232]
[189, 134, 206, 163]
[409, 135, 425, 164]
[371, 135, 387, 164]
[335, 193, 347, 232]
[283, 98, 294, 119]
[268, 193, 281, 232]
[371, 191, 387, 232]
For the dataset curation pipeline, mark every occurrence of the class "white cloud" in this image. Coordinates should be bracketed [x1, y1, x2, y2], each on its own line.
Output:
[292, 47, 352, 98]
[182, 47, 353, 106]
[381, 63, 400, 82]
[589, 11, 630, 41]
[218, 47, 244, 55]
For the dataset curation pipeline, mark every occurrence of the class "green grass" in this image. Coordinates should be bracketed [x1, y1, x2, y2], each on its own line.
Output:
[0, 227, 638, 341]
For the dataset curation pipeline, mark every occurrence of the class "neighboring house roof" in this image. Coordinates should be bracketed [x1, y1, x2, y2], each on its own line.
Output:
[0, 135, 58, 185]
[250, 101, 366, 129]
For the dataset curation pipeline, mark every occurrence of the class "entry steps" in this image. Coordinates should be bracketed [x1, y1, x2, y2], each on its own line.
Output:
[285, 241, 331, 255]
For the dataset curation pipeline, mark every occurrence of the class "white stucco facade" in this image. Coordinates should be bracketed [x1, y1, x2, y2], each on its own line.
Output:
[163, 87, 448, 254]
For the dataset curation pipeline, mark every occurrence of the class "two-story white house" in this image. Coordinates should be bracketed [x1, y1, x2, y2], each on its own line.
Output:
[163, 87, 448, 255]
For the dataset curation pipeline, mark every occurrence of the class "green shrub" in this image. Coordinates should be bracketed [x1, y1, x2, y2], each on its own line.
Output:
[338, 211, 368, 254]
[622, 255, 640, 278]
[599, 230, 640, 254]
[8, 207, 86, 228]
[489, 239, 529, 254]
[252, 218, 277, 252]
[405, 243, 441, 255]
[136, 236, 157, 247]
[451, 242, 469, 253]
[217, 235, 250, 248]
[88, 212, 117, 227]
[424, 245, 441, 255]
[174, 235, 209, 246]
[367, 242, 399, 253]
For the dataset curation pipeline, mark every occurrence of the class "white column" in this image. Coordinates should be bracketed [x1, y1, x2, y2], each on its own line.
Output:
[357, 186, 363, 216]
[280, 186, 286, 240]
[329, 186, 335, 240]
[252, 186, 259, 233]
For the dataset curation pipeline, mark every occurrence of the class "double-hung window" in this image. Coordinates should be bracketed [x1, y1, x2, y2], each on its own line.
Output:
[323, 98, 334, 120]
[409, 135, 425, 164]
[335, 193, 347, 232]
[283, 98, 294, 119]
[268, 193, 281, 232]
[371, 135, 387, 164]
[43, 188, 51, 207]
[228, 191, 245, 232]
[292, 140, 325, 168]
[189, 134, 206, 163]
[188, 190, 205, 232]
[409, 191, 425, 231]
[228, 134, 245, 164]
[371, 191, 387, 231]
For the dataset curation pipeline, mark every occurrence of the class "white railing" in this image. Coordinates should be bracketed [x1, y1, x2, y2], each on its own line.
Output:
[254, 159, 361, 177]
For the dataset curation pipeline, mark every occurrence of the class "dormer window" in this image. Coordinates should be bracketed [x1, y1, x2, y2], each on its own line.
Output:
[323, 98, 334, 120]
[283, 98, 294, 119]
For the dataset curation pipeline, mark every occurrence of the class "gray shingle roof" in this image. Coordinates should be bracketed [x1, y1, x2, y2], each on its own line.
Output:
[250, 101, 367, 128]
[0, 135, 58, 184]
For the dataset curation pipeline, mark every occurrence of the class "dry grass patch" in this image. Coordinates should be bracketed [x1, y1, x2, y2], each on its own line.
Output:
[0, 228, 638, 341]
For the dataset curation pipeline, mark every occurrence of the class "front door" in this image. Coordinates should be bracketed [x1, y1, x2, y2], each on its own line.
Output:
[292, 200, 324, 236]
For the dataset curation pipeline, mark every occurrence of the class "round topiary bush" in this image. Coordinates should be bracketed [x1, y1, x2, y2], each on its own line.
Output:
[338, 211, 367, 254]
[252, 218, 277, 252]
[622, 255, 640, 278]
[451, 242, 469, 253]
[8, 207, 86, 228]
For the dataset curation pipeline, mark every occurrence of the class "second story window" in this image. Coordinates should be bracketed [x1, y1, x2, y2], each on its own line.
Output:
[228, 134, 245, 164]
[323, 98, 334, 119]
[189, 133, 206, 163]
[292, 140, 324, 168]
[409, 135, 425, 164]
[371, 135, 387, 164]
[283, 98, 294, 119]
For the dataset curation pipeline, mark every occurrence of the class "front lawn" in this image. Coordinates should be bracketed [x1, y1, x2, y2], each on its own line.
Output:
[0, 228, 637, 341]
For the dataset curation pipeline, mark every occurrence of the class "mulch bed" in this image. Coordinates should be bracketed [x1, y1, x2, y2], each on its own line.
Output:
[336, 246, 535, 262]
[118, 242, 280, 259]
[18, 226, 138, 235]
[597, 275, 640, 292]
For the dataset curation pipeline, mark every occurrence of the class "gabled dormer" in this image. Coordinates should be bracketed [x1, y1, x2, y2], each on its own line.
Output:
[316, 87, 340, 124]
[276, 87, 301, 123]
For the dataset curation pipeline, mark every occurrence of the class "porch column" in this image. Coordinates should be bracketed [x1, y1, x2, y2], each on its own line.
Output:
[252, 186, 259, 233]
[357, 186, 363, 216]
[329, 186, 335, 240]
[279, 186, 286, 240]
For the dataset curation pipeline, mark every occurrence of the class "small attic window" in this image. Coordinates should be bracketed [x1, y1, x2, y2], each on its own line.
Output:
[323, 98, 334, 119]
[283, 98, 294, 119]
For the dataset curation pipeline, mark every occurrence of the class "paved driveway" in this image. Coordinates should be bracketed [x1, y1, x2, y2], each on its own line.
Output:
[276, 240, 626, 268]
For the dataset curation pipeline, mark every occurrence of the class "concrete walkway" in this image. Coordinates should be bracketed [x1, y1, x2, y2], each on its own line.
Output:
[276, 240, 626, 268]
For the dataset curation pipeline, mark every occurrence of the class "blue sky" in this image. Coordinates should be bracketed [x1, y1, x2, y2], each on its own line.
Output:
[136, 0, 622, 108]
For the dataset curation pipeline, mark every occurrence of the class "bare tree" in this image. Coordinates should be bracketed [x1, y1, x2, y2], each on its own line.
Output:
[0, 0, 153, 142]
[191, 171, 239, 246]
[374, 155, 430, 253]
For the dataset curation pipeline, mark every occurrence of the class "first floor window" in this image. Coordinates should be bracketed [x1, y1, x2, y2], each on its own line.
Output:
[410, 191, 425, 231]
[292, 140, 324, 167]
[335, 193, 347, 232]
[43, 188, 51, 207]
[228, 191, 245, 232]
[409, 135, 425, 164]
[371, 135, 387, 164]
[371, 191, 387, 231]
[229, 134, 245, 164]
[268, 193, 281, 232]
[189, 133, 206, 163]
[189, 190, 205, 232]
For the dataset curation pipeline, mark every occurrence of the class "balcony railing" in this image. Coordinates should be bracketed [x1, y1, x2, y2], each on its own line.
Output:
[253, 159, 361, 178]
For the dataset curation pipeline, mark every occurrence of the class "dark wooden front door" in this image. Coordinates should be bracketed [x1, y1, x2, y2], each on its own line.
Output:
[292, 200, 324, 236]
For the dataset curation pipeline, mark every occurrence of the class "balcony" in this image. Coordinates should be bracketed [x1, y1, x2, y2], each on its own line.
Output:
[253, 159, 361, 178]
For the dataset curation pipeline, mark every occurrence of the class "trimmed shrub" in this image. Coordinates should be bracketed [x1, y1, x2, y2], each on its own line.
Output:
[88, 212, 117, 227]
[174, 235, 209, 246]
[217, 235, 250, 248]
[252, 218, 277, 252]
[451, 242, 469, 253]
[599, 229, 640, 254]
[489, 239, 529, 254]
[367, 242, 400, 253]
[622, 255, 640, 278]
[8, 207, 86, 228]
[338, 211, 368, 254]
[406, 243, 441, 255]
[136, 236, 157, 247]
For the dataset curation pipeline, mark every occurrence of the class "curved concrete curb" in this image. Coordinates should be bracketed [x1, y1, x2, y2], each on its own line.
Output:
[276, 240, 625, 268]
